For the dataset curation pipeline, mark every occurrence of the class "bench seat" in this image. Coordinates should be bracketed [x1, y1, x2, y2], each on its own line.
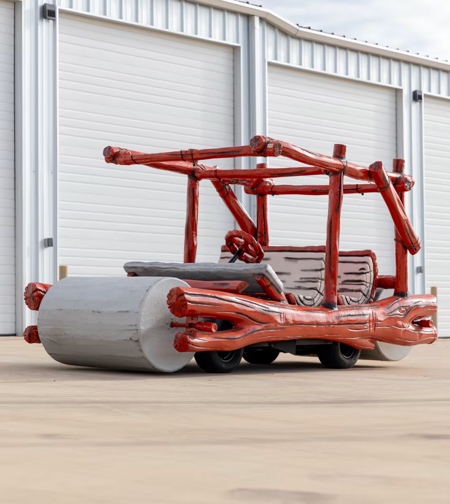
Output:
[220, 246, 378, 306]
[125, 246, 378, 307]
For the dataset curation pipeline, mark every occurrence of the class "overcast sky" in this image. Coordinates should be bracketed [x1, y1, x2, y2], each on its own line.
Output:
[258, 0, 450, 62]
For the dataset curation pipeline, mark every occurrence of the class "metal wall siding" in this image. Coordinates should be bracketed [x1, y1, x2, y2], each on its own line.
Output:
[422, 67, 450, 96]
[264, 23, 450, 96]
[424, 96, 450, 336]
[58, 14, 235, 275]
[57, 0, 241, 45]
[0, 0, 15, 334]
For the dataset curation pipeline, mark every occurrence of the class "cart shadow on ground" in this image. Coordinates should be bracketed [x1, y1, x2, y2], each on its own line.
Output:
[0, 358, 388, 384]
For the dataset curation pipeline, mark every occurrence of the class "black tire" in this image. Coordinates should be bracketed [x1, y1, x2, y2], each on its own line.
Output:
[243, 347, 280, 365]
[195, 349, 244, 373]
[318, 342, 361, 369]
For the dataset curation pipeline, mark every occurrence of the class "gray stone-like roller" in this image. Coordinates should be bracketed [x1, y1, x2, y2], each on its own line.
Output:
[360, 342, 411, 361]
[38, 276, 194, 372]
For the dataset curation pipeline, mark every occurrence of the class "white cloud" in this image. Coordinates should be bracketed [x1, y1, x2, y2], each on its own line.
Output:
[259, 0, 450, 61]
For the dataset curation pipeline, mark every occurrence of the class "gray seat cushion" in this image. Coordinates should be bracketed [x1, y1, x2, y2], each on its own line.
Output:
[124, 261, 284, 295]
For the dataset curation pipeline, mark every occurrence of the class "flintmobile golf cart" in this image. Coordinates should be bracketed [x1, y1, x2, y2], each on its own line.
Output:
[23, 136, 437, 373]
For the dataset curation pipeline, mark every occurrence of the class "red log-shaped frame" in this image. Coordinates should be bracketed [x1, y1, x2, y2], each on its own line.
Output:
[255, 163, 269, 246]
[245, 181, 411, 196]
[184, 177, 199, 263]
[103, 137, 419, 294]
[322, 145, 346, 309]
[392, 159, 409, 296]
[103, 139, 413, 187]
[24, 282, 52, 311]
[369, 162, 421, 255]
[167, 287, 437, 353]
[211, 179, 257, 237]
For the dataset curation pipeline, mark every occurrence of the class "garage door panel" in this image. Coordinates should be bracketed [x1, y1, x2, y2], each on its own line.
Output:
[59, 83, 233, 116]
[270, 94, 394, 116]
[60, 171, 187, 193]
[59, 112, 233, 142]
[59, 14, 234, 276]
[270, 118, 394, 142]
[268, 65, 397, 275]
[0, 0, 14, 335]
[60, 28, 232, 79]
[424, 96, 450, 336]
[0, 56, 12, 70]
[60, 21, 229, 63]
[60, 58, 233, 91]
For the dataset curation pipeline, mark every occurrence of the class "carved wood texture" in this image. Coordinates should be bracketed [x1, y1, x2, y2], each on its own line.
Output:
[167, 287, 437, 353]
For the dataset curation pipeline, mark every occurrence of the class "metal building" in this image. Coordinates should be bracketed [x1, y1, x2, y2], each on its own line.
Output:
[1, 0, 450, 336]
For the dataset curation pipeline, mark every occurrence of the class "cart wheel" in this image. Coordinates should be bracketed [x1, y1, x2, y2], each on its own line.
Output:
[195, 349, 244, 373]
[243, 347, 279, 365]
[318, 343, 361, 369]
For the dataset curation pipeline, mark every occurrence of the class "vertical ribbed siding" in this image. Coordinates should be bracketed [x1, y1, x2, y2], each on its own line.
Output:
[58, 14, 235, 276]
[265, 23, 450, 100]
[0, 0, 15, 334]
[265, 24, 404, 89]
[424, 96, 450, 336]
[57, 0, 241, 45]
[267, 65, 397, 275]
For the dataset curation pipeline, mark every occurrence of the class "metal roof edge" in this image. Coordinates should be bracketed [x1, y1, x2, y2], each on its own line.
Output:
[198, 0, 450, 72]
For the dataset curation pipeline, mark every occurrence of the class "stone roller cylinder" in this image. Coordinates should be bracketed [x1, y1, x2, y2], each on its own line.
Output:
[37, 276, 194, 372]
[360, 342, 411, 362]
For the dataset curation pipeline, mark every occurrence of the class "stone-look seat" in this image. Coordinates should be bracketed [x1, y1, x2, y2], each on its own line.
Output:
[220, 246, 378, 306]
[123, 261, 284, 296]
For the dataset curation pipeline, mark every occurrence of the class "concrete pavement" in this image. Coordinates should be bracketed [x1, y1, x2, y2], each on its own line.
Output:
[0, 336, 449, 504]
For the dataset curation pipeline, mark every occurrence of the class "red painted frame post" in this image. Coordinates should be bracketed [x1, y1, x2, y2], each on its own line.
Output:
[393, 159, 409, 297]
[369, 161, 421, 255]
[255, 163, 269, 246]
[322, 145, 346, 309]
[210, 179, 257, 237]
[184, 177, 199, 263]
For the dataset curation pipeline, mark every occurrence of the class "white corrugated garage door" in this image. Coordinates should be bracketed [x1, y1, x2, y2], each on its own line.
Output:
[0, 0, 15, 335]
[59, 14, 234, 275]
[424, 96, 450, 337]
[268, 65, 397, 276]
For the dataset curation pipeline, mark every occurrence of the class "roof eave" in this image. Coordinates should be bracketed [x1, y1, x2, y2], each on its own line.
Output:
[198, 0, 450, 72]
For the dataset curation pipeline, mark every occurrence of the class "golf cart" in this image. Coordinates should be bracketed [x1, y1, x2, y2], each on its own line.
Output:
[23, 136, 437, 373]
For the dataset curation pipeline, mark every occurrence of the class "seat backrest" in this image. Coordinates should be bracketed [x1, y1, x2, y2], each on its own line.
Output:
[219, 246, 378, 306]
